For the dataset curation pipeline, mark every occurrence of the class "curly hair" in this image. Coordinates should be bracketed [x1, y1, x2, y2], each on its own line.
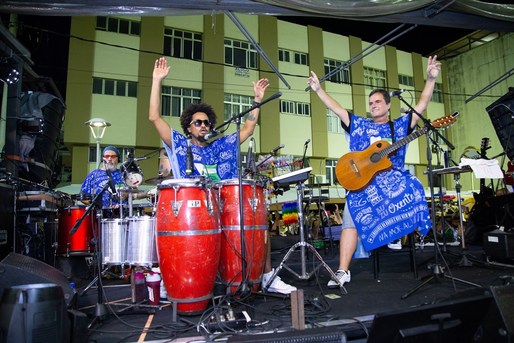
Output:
[369, 89, 391, 105]
[179, 103, 217, 135]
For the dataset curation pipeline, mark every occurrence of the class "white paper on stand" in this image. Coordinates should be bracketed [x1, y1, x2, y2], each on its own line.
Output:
[459, 158, 504, 179]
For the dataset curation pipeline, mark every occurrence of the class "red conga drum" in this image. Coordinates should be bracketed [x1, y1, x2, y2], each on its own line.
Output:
[57, 206, 96, 256]
[218, 179, 267, 293]
[156, 178, 220, 315]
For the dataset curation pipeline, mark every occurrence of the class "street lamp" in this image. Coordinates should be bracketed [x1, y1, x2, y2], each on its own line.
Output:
[85, 118, 111, 168]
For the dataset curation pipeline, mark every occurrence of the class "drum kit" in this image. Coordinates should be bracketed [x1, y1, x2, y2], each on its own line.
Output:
[52, 150, 272, 315]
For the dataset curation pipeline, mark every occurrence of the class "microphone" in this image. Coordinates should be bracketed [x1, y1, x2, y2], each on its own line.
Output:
[304, 139, 311, 146]
[186, 139, 194, 176]
[105, 168, 117, 194]
[389, 89, 405, 97]
[271, 144, 285, 155]
[246, 137, 254, 172]
[203, 130, 222, 141]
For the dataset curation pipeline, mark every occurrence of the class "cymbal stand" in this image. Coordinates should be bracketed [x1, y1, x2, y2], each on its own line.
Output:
[399, 96, 481, 300]
[262, 180, 347, 294]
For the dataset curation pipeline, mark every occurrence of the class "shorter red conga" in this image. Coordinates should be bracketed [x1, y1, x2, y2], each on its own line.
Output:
[57, 206, 96, 256]
[218, 179, 267, 293]
[156, 178, 220, 315]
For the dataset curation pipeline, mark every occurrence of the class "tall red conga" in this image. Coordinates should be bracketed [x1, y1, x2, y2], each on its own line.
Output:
[156, 179, 220, 315]
[218, 179, 267, 293]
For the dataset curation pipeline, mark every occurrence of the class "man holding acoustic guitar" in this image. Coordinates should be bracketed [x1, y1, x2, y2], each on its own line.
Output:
[307, 55, 442, 288]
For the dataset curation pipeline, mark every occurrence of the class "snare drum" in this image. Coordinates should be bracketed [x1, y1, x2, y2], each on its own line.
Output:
[126, 216, 158, 266]
[156, 178, 220, 315]
[101, 218, 127, 265]
[57, 206, 96, 256]
[217, 179, 268, 293]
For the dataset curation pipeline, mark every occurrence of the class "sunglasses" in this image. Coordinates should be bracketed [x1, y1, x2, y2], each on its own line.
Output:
[190, 119, 211, 127]
[103, 154, 118, 159]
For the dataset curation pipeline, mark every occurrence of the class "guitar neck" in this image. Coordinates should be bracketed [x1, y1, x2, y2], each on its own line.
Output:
[379, 127, 428, 159]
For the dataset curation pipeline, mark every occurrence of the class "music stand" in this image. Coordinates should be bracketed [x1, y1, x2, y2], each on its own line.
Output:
[262, 167, 347, 294]
[431, 165, 481, 266]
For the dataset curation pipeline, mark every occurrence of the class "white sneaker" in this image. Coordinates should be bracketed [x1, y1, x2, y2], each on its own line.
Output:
[387, 239, 402, 250]
[327, 270, 351, 288]
[262, 269, 297, 295]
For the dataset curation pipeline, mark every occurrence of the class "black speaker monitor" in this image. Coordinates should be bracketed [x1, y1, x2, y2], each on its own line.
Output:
[0, 253, 77, 308]
[486, 87, 514, 161]
[367, 292, 492, 342]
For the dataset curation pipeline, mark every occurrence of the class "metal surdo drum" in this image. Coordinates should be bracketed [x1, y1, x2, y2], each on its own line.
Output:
[57, 206, 96, 255]
[217, 179, 268, 293]
[156, 178, 220, 315]
[126, 216, 158, 266]
[101, 218, 127, 265]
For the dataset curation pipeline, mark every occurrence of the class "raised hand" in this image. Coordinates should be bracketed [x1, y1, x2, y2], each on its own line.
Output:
[253, 78, 269, 102]
[307, 71, 321, 92]
[427, 55, 441, 80]
[153, 57, 170, 81]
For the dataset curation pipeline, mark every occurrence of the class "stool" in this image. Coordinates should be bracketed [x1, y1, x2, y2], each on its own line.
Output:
[372, 233, 418, 279]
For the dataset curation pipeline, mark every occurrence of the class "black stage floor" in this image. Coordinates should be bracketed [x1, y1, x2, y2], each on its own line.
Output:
[67, 235, 514, 343]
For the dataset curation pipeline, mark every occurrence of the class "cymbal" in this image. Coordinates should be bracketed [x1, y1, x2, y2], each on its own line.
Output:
[145, 175, 173, 185]
[118, 188, 146, 194]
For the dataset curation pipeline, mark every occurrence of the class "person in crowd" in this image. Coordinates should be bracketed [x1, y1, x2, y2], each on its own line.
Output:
[81, 146, 124, 209]
[149, 57, 296, 294]
[307, 55, 441, 288]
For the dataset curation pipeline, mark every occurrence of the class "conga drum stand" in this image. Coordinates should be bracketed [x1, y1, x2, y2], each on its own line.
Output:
[262, 167, 347, 293]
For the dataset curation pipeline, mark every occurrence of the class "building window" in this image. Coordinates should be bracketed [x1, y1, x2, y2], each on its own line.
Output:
[280, 100, 311, 117]
[161, 86, 202, 117]
[364, 66, 386, 89]
[278, 49, 290, 62]
[279, 48, 308, 66]
[324, 58, 350, 84]
[294, 52, 308, 66]
[164, 28, 202, 61]
[96, 16, 140, 36]
[398, 74, 414, 87]
[326, 159, 338, 186]
[92, 77, 138, 98]
[224, 39, 258, 69]
[327, 110, 344, 134]
[224, 94, 253, 121]
[432, 82, 444, 103]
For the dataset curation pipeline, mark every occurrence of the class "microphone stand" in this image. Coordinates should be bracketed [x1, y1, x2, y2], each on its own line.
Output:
[301, 141, 309, 169]
[69, 182, 111, 327]
[211, 93, 281, 297]
[396, 96, 480, 300]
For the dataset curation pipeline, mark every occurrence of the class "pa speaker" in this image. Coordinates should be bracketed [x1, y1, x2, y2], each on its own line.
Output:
[486, 87, 514, 161]
[0, 253, 77, 307]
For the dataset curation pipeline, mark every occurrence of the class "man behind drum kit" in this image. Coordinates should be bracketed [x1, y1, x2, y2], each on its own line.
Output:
[81, 146, 124, 209]
[149, 57, 296, 295]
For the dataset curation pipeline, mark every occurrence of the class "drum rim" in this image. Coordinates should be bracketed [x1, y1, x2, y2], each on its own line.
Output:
[216, 179, 257, 186]
[158, 178, 205, 188]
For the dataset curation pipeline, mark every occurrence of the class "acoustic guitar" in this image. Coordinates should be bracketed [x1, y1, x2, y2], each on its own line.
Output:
[335, 113, 459, 191]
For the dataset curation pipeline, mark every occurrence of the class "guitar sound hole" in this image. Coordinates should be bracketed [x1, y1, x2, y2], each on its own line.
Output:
[370, 153, 381, 163]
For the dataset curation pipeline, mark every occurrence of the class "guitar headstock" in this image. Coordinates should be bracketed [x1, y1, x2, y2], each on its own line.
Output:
[480, 137, 491, 157]
[432, 112, 459, 129]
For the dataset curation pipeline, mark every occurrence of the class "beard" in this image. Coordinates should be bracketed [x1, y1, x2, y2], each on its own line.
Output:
[104, 161, 117, 171]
